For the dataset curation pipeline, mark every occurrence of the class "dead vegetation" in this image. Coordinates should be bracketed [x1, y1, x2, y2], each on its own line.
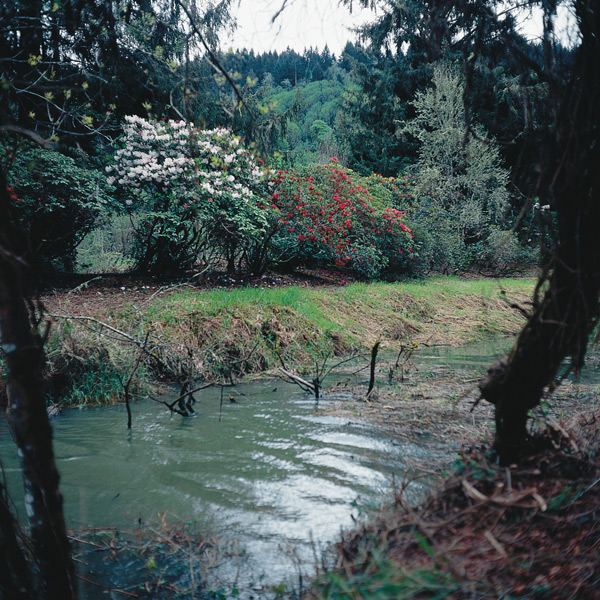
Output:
[33, 275, 533, 408]
[309, 407, 600, 600]
[70, 514, 221, 599]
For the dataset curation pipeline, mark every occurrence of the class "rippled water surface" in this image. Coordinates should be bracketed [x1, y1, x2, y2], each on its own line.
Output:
[0, 380, 442, 595]
[5, 338, 570, 596]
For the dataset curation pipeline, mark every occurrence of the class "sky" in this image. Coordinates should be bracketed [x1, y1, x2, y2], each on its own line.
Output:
[223, 1, 578, 56]
[223, 0, 377, 55]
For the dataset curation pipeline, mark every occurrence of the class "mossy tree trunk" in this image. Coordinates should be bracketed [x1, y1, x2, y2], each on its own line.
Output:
[480, 1, 600, 464]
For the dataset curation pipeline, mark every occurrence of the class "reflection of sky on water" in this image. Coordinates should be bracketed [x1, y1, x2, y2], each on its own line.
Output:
[0, 379, 426, 596]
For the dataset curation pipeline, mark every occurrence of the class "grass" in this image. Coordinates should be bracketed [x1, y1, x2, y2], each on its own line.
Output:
[319, 563, 461, 600]
[37, 275, 535, 406]
[148, 275, 532, 346]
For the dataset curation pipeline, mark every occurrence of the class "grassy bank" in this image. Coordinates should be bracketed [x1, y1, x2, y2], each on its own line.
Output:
[42, 276, 534, 406]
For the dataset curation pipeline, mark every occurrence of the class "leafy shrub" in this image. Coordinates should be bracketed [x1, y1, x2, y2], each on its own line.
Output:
[7, 148, 114, 273]
[362, 172, 417, 211]
[476, 227, 537, 274]
[268, 159, 419, 278]
[106, 115, 273, 274]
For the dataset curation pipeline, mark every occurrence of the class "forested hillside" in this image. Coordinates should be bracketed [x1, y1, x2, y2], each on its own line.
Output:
[1, 15, 567, 281]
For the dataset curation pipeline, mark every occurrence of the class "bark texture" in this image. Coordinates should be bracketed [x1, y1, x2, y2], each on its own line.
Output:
[0, 173, 77, 599]
[480, 1, 600, 464]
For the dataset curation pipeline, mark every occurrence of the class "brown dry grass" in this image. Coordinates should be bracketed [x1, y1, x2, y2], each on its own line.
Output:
[309, 375, 600, 600]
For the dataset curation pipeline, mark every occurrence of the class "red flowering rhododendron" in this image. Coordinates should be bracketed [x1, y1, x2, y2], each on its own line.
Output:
[265, 162, 418, 278]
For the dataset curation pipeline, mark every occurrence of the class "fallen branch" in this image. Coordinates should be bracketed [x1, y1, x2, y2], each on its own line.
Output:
[366, 341, 380, 399]
[151, 383, 215, 416]
[462, 478, 547, 511]
[278, 367, 316, 394]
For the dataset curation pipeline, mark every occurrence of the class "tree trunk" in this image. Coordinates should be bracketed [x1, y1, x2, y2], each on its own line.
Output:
[480, 1, 600, 464]
[0, 173, 77, 599]
[0, 482, 32, 599]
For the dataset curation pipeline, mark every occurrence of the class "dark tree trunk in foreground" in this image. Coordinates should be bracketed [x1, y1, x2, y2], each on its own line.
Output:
[0, 174, 77, 599]
[0, 482, 31, 598]
[480, 2, 600, 464]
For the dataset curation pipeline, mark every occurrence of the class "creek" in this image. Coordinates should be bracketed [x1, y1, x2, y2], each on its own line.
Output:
[0, 379, 444, 598]
[2, 338, 596, 598]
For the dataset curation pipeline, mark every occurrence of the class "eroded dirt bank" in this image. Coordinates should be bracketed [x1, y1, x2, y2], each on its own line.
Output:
[37, 275, 535, 407]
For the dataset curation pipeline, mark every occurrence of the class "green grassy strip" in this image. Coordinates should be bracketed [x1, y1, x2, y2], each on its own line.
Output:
[141, 276, 533, 348]
[44, 276, 534, 406]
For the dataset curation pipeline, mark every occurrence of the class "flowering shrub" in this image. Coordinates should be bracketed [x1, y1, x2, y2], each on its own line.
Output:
[107, 118, 421, 278]
[268, 159, 418, 278]
[106, 115, 273, 273]
[363, 173, 417, 212]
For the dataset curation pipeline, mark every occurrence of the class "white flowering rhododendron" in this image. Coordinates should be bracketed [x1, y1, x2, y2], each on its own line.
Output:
[106, 115, 275, 272]
[106, 115, 270, 200]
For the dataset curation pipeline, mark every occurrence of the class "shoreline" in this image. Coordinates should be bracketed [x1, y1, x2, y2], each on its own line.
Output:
[38, 275, 535, 408]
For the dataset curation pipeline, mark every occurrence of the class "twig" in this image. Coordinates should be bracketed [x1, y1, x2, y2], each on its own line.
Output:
[75, 574, 139, 598]
[545, 417, 580, 454]
[579, 477, 600, 498]
[219, 386, 224, 422]
[123, 331, 150, 429]
[0, 125, 52, 146]
[164, 383, 214, 414]
[175, 0, 263, 147]
[65, 276, 103, 296]
[484, 530, 508, 558]
[140, 282, 194, 307]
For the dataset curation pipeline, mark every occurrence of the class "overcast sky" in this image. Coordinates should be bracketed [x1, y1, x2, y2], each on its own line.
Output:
[222, 1, 578, 56]
[223, 0, 377, 55]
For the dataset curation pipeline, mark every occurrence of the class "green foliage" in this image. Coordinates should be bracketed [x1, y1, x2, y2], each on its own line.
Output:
[405, 65, 512, 272]
[76, 215, 138, 273]
[339, 56, 420, 177]
[476, 227, 537, 275]
[7, 148, 114, 273]
[107, 117, 273, 274]
[0, 0, 236, 147]
[260, 78, 354, 165]
[318, 557, 461, 599]
[45, 330, 145, 406]
[269, 160, 420, 278]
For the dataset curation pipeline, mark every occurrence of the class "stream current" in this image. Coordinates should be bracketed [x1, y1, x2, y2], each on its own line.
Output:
[5, 338, 590, 597]
[0, 379, 442, 597]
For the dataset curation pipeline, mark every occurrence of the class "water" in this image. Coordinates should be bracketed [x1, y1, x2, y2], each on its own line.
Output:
[416, 337, 600, 383]
[416, 338, 513, 373]
[5, 337, 594, 597]
[0, 381, 439, 597]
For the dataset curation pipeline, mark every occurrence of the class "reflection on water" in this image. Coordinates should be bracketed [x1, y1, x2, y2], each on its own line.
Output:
[2, 338, 598, 596]
[416, 337, 600, 383]
[416, 337, 513, 373]
[0, 380, 438, 596]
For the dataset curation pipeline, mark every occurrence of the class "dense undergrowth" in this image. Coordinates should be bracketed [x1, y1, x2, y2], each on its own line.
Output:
[35, 276, 534, 407]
